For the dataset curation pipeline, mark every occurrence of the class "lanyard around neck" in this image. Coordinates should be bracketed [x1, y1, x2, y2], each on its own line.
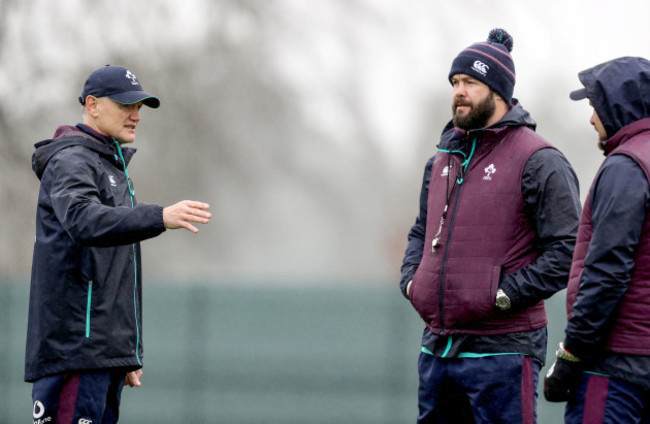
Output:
[436, 137, 477, 185]
[431, 137, 477, 253]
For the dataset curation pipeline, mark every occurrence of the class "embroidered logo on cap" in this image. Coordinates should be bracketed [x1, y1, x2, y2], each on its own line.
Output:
[125, 70, 138, 85]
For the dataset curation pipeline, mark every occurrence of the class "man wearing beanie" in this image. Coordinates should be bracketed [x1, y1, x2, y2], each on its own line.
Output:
[399, 29, 581, 423]
[25, 65, 212, 423]
[544, 57, 650, 423]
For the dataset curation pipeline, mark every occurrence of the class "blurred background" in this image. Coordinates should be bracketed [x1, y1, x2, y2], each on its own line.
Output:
[1, 0, 649, 422]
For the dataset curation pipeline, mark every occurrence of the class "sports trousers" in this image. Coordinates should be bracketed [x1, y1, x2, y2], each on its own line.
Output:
[417, 352, 540, 424]
[566, 373, 650, 424]
[31, 369, 127, 424]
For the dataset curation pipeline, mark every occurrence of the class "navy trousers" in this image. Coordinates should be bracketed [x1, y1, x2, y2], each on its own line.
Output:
[417, 352, 540, 424]
[31, 369, 127, 424]
[566, 373, 650, 424]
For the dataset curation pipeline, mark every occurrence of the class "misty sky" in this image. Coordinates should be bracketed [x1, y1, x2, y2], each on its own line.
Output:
[2, 0, 649, 279]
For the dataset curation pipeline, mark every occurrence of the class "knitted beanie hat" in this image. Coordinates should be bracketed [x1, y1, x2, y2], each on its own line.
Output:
[448, 28, 516, 104]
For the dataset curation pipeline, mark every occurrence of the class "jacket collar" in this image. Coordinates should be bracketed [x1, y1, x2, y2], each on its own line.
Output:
[601, 117, 650, 156]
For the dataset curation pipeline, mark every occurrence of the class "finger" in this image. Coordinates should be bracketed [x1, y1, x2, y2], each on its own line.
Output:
[124, 371, 142, 387]
[182, 208, 211, 223]
[124, 375, 135, 387]
[185, 201, 210, 210]
[190, 215, 211, 224]
[129, 372, 142, 387]
[187, 209, 212, 220]
[183, 222, 199, 233]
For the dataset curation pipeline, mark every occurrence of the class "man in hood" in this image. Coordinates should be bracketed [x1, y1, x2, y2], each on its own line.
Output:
[399, 28, 581, 423]
[26, 65, 212, 423]
[544, 57, 650, 423]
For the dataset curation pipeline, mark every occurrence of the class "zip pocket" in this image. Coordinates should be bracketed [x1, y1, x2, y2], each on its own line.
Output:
[85, 280, 93, 338]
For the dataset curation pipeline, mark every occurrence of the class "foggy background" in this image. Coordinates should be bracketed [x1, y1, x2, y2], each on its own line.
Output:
[5, 0, 649, 283]
[2, 0, 650, 422]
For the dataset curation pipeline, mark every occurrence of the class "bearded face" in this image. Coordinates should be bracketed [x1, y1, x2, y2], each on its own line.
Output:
[452, 90, 497, 130]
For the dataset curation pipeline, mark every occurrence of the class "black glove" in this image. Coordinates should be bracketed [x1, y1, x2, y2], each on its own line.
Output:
[543, 343, 583, 402]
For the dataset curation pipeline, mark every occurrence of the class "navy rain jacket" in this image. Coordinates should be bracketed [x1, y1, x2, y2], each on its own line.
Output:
[25, 124, 165, 382]
[564, 57, 650, 389]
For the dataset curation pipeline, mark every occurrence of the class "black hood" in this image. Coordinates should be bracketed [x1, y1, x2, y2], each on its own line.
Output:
[32, 125, 132, 180]
[572, 56, 650, 139]
[491, 99, 537, 130]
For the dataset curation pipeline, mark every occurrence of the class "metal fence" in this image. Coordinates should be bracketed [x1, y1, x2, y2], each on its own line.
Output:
[1, 277, 567, 423]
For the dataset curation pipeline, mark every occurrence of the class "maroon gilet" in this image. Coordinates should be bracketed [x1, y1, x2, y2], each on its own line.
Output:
[566, 120, 650, 355]
[409, 125, 551, 335]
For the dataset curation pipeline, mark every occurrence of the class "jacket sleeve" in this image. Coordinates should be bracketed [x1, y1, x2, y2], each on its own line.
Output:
[564, 155, 649, 358]
[499, 148, 581, 309]
[399, 156, 434, 298]
[47, 146, 166, 247]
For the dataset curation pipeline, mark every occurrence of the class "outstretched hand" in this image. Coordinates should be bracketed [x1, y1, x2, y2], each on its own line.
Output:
[163, 200, 211, 233]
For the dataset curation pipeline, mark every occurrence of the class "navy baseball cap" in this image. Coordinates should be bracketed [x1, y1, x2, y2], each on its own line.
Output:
[569, 87, 588, 101]
[79, 65, 160, 108]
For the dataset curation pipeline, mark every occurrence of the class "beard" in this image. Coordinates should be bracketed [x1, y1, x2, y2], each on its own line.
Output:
[452, 91, 496, 130]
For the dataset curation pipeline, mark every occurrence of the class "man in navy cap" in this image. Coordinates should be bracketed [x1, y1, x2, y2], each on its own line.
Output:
[544, 57, 650, 423]
[25, 65, 212, 423]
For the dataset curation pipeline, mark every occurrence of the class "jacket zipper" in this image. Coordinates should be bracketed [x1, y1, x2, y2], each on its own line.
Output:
[85, 280, 93, 338]
[436, 137, 476, 334]
[114, 139, 142, 366]
[437, 183, 464, 334]
[132, 246, 140, 366]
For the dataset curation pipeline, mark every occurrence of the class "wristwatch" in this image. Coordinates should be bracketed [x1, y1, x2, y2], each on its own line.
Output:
[495, 288, 511, 311]
[556, 341, 581, 362]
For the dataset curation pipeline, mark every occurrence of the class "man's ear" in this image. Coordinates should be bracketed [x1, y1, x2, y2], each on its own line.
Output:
[492, 90, 506, 104]
[85, 96, 100, 118]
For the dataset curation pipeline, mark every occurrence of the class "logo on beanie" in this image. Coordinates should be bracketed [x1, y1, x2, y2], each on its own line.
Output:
[472, 60, 489, 77]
